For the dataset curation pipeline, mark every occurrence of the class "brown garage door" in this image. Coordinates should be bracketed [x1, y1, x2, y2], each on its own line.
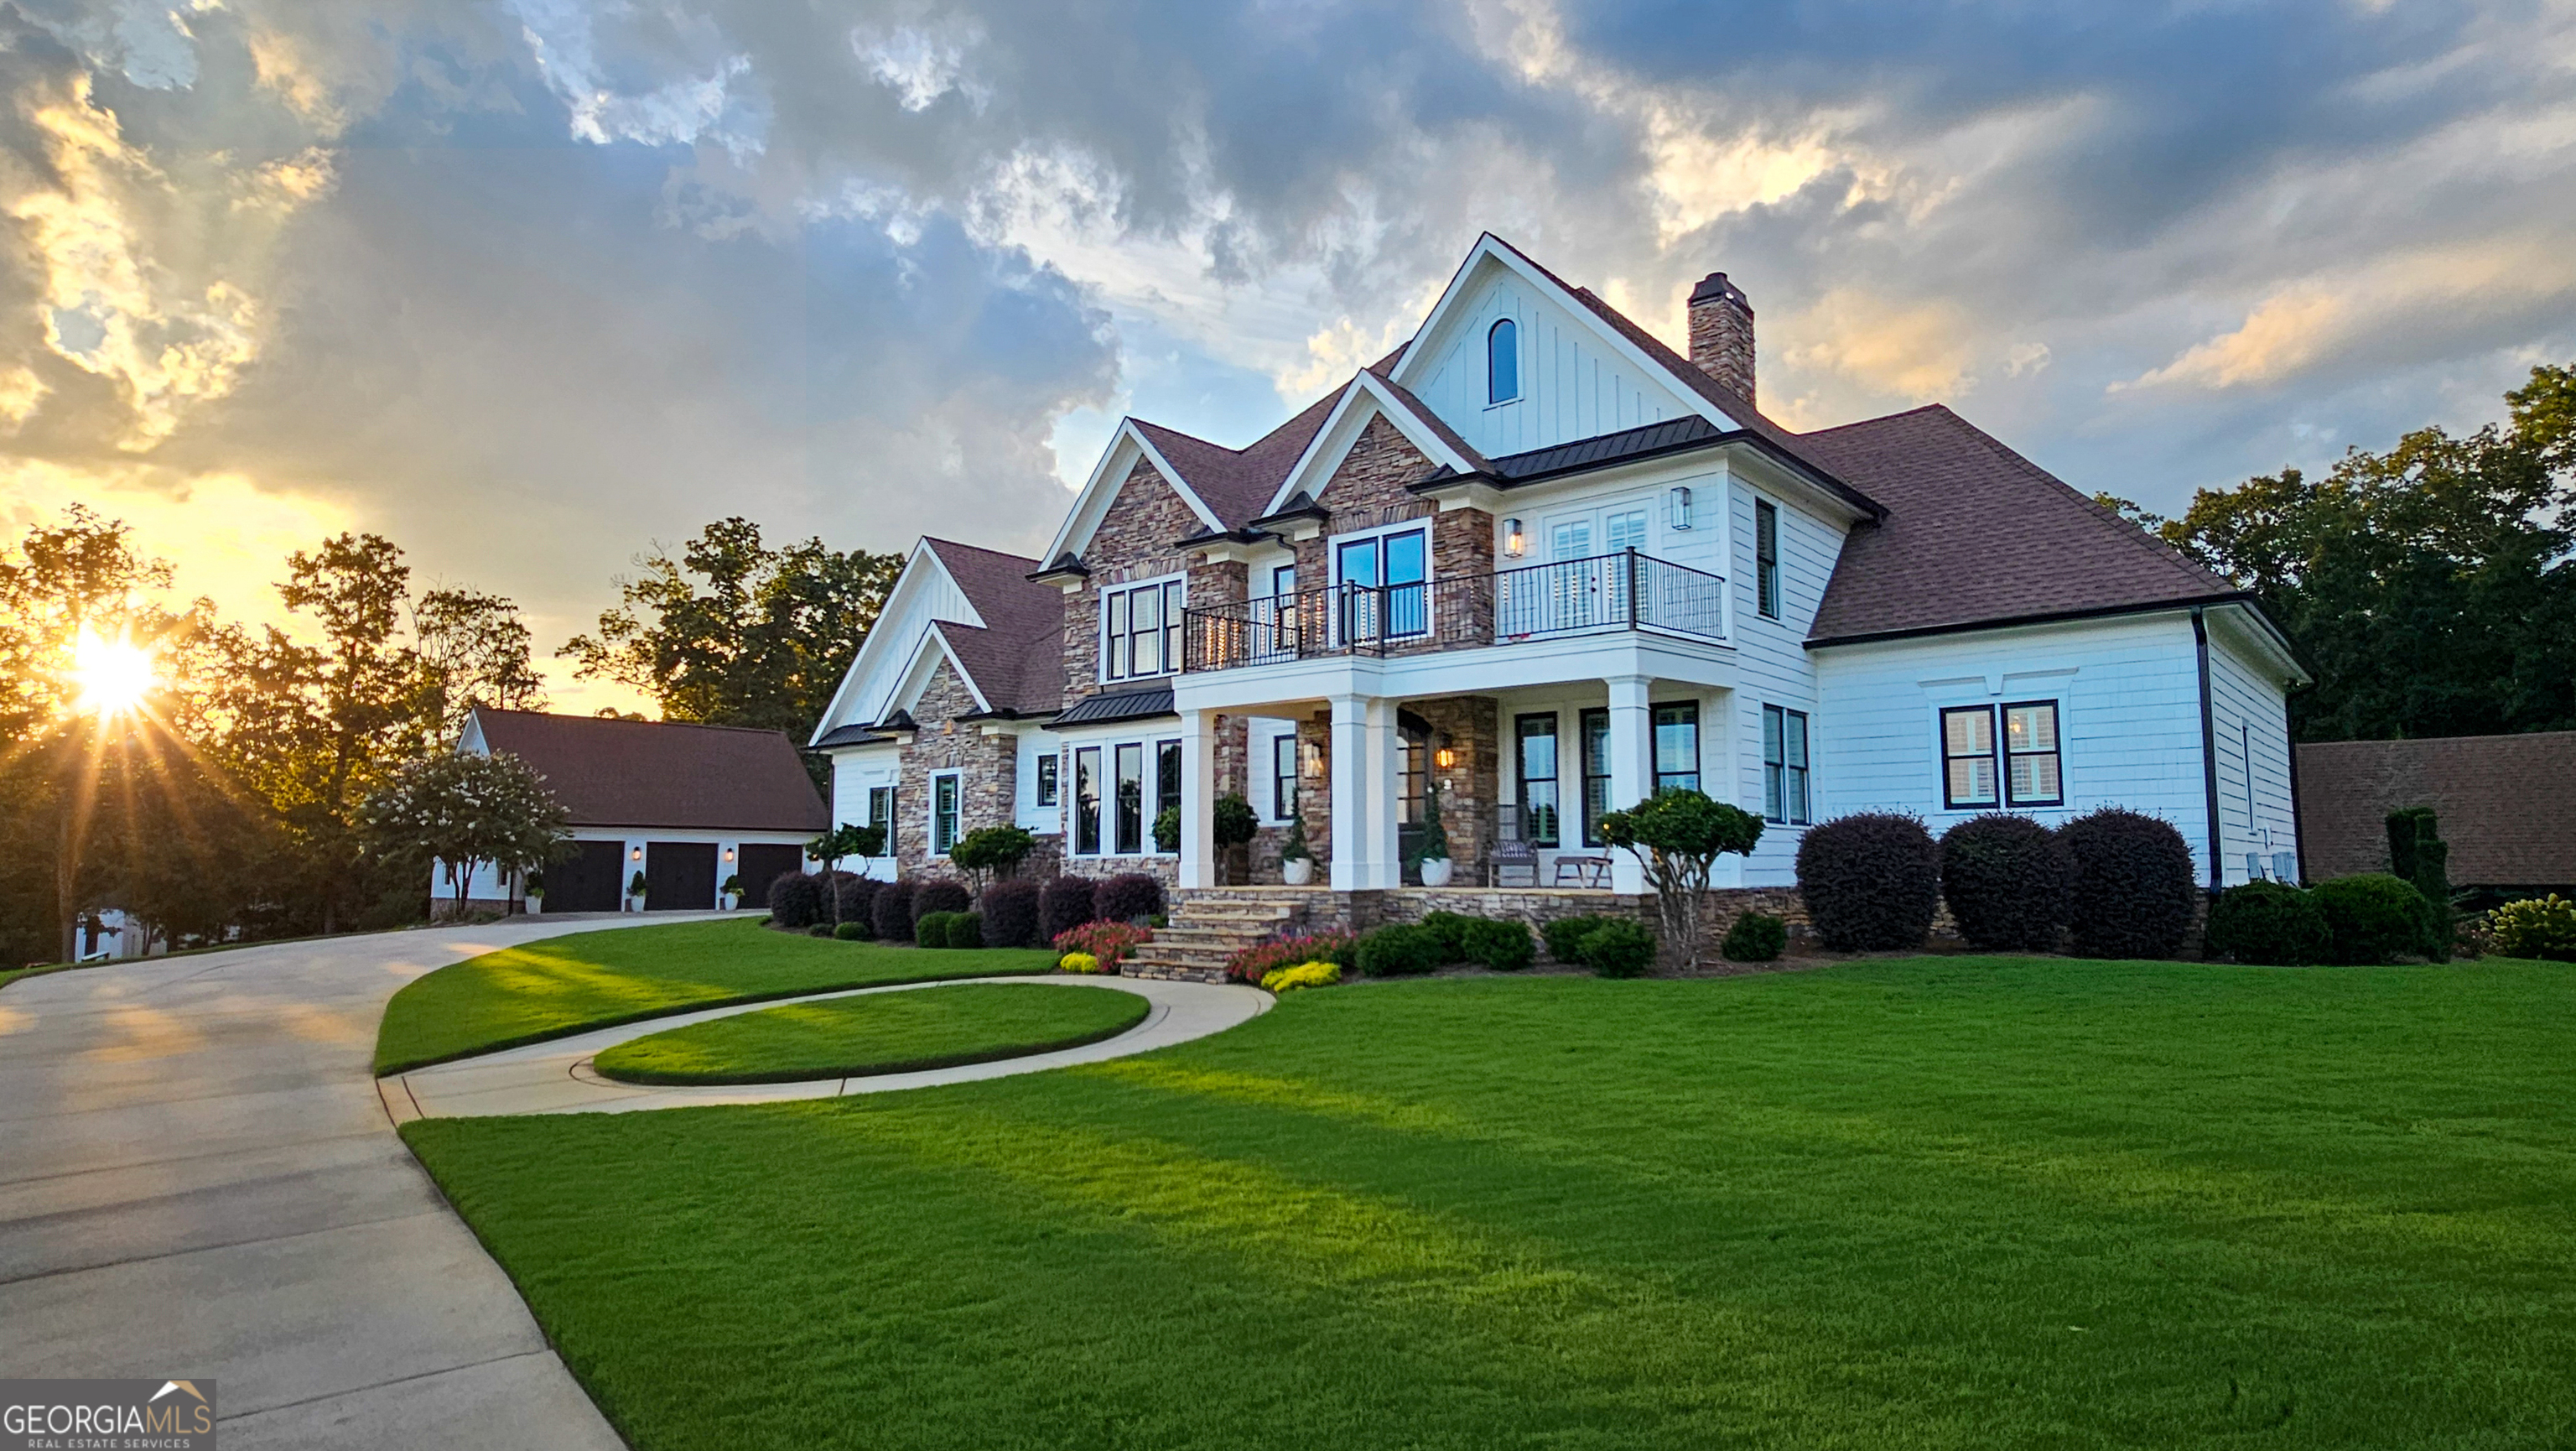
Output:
[735, 843, 806, 908]
[646, 841, 718, 911]
[548, 840, 626, 913]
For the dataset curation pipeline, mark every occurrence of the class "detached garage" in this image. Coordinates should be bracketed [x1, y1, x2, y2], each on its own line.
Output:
[440, 708, 830, 915]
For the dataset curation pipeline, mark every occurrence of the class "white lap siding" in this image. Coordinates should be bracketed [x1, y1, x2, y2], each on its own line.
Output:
[1726, 476, 1844, 886]
[2205, 620, 2301, 885]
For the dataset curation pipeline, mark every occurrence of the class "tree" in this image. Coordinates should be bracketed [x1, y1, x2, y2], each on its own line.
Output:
[360, 751, 569, 918]
[804, 822, 885, 923]
[952, 824, 1035, 887]
[414, 586, 547, 741]
[1598, 788, 1764, 967]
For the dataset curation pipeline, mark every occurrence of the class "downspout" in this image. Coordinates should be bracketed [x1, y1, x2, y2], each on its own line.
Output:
[2191, 606, 2223, 891]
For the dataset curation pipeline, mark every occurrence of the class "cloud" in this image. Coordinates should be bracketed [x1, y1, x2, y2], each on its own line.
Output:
[1782, 289, 1978, 403]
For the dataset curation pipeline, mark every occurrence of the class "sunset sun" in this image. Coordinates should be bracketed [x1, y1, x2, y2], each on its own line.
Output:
[69, 625, 156, 719]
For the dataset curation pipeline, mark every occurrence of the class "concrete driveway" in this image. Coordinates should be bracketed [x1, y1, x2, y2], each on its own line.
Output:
[0, 913, 718, 1448]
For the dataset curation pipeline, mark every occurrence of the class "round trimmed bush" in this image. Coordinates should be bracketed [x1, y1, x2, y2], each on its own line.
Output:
[1356, 923, 1443, 976]
[2059, 808, 2198, 960]
[1795, 813, 1940, 951]
[1419, 912, 1476, 963]
[1580, 918, 1658, 977]
[979, 878, 1043, 949]
[766, 871, 823, 929]
[2491, 894, 2576, 961]
[1541, 915, 1619, 965]
[1041, 876, 1098, 940]
[1096, 873, 1165, 923]
[2204, 880, 2331, 965]
[1460, 918, 1535, 971]
[946, 912, 984, 949]
[913, 910, 956, 948]
[823, 873, 880, 932]
[1939, 814, 2069, 952]
[2311, 873, 2433, 965]
[913, 878, 971, 919]
[832, 920, 865, 941]
[870, 880, 917, 943]
[804, 923, 832, 938]
[1721, 911, 1786, 962]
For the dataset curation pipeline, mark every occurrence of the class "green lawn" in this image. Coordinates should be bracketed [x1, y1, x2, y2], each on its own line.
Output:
[592, 982, 1151, 1084]
[403, 956, 2576, 1449]
[376, 919, 1055, 1074]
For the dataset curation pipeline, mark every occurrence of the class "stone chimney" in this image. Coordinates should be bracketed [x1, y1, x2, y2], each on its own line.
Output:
[1686, 272, 1755, 405]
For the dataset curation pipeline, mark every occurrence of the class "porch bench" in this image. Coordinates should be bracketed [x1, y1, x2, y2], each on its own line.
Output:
[1552, 856, 1610, 888]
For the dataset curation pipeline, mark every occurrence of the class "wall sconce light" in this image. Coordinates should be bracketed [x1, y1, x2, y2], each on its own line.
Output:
[630, 846, 643, 861]
[1301, 736, 1326, 778]
[723, 847, 735, 862]
[1504, 517, 1525, 557]
[1669, 486, 1694, 530]
[1434, 733, 1457, 770]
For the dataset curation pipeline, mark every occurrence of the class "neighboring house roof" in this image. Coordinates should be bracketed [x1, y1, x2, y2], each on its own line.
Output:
[2296, 731, 2576, 887]
[1051, 683, 1177, 727]
[468, 708, 827, 833]
[1796, 404, 2246, 646]
[919, 538, 1065, 718]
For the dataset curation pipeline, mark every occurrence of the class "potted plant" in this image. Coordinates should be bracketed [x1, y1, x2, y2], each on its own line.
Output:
[720, 872, 744, 910]
[1280, 804, 1317, 886]
[626, 870, 649, 913]
[1213, 793, 1259, 885]
[522, 870, 545, 915]
[1410, 778, 1454, 887]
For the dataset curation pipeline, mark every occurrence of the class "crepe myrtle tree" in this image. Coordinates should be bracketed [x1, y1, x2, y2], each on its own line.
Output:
[360, 750, 569, 918]
[1598, 788, 1764, 966]
[952, 824, 1036, 889]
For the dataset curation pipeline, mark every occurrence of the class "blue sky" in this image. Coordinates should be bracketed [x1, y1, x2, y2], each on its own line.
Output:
[4, 0, 2573, 708]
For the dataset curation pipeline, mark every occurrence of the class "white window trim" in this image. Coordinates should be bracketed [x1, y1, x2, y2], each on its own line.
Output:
[927, 771, 963, 857]
[1060, 731, 1186, 858]
[1097, 571, 1187, 684]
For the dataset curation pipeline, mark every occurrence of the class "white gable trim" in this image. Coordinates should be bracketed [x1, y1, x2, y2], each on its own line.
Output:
[1037, 419, 1227, 567]
[1389, 234, 1742, 437]
[1260, 372, 1480, 518]
[808, 541, 977, 746]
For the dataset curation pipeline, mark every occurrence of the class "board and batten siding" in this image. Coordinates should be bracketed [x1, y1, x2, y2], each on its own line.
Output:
[2205, 623, 2300, 886]
[1410, 273, 1690, 460]
[1722, 476, 1844, 886]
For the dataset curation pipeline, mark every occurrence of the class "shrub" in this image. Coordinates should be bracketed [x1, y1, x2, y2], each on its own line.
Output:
[1580, 918, 1658, 977]
[1598, 788, 1764, 965]
[979, 878, 1043, 949]
[870, 880, 917, 942]
[805, 923, 833, 938]
[823, 873, 880, 932]
[952, 825, 1036, 883]
[1418, 911, 1476, 962]
[1795, 814, 1940, 951]
[1938, 814, 2068, 952]
[2311, 874, 2433, 965]
[1096, 873, 1165, 923]
[2204, 880, 2331, 965]
[2387, 808, 2454, 960]
[1224, 933, 1359, 984]
[2491, 895, 2576, 961]
[1059, 951, 1103, 974]
[1541, 914, 1620, 965]
[1356, 923, 1443, 976]
[946, 912, 984, 949]
[914, 911, 958, 948]
[767, 871, 823, 929]
[1721, 912, 1786, 962]
[913, 878, 972, 919]
[833, 920, 865, 942]
[1459, 918, 1535, 971]
[1262, 961, 1342, 993]
[1052, 920, 1149, 971]
[1041, 876, 1098, 940]
[2059, 808, 2198, 960]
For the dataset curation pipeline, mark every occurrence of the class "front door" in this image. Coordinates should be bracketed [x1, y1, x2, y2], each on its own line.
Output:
[1396, 718, 1430, 882]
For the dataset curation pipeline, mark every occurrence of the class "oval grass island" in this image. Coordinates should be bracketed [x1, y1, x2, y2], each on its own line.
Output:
[589, 981, 1153, 1086]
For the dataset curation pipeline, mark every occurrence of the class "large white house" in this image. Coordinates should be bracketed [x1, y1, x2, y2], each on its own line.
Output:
[810, 234, 2306, 903]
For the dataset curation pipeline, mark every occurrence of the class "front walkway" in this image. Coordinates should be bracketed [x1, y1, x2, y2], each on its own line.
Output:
[0, 914, 720, 1448]
[382, 975, 1270, 1120]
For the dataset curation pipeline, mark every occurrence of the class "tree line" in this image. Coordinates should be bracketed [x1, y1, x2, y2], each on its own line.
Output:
[2, 512, 896, 965]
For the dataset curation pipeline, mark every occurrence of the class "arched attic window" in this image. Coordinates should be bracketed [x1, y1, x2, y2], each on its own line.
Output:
[1487, 318, 1519, 404]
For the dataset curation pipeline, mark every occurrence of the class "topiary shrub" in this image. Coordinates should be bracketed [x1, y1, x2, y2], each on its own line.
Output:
[1721, 911, 1787, 962]
[979, 878, 1042, 949]
[946, 912, 984, 949]
[1541, 915, 1620, 965]
[2059, 807, 2198, 960]
[1356, 923, 1443, 976]
[1939, 814, 2069, 952]
[913, 910, 957, 948]
[2490, 894, 2576, 961]
[1580, 918, 1658, 977]
[767, 871, 823, 929]
[1096, 872, 1165, 923]
[1795, 813, 1940, 951]
[833, 920, 866, 942]
[913, 878, 971, 919]
[870, 880, 917, 943]
[1460, 918, 1535, 971]
[2387, 807, 2454, 960]
[2312, 873, 2433, 965]
[2203, 880, 2331, 965]
[1041, 876, 1098, 940]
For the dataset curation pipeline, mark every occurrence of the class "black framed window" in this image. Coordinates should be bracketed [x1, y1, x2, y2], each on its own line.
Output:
[1654, 703, 1700, 793]
[2004, 701, 2063, 807]
[1074, 747, 1101, 853]
[1515, 714, 1560, 847]
[1334, 528, 1429, 640]
[1940, 705, 2000, 809]
[931, 773, 961, 856]
[1579, 707, 1611, 846]
[866, 784, 893, 830]
[1272, 733, 1298, 820]
[1763, 705, 1810, 824]
[1114, 743, 1145, 854]
[1034, 752, 1058, 807]
[1755, 499, 1780, 620]
[1156, 739, 1182, 850]
[1102, 579, 1184, 681]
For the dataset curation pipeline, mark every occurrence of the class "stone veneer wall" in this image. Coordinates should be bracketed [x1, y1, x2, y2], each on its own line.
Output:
[1062, 457, 1203, 708]
[895, 660, 1029, 879]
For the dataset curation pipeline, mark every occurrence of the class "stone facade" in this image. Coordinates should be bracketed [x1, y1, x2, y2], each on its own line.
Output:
[1063, 458, 1204, 707]
[894, 660, 1046, 879]
[1685, 273, 1756, 404]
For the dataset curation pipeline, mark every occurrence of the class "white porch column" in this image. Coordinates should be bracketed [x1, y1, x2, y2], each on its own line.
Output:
[1179, 708, 1218, 890]
[1329, 694, 1367, 891]
[1360, 698, 1402, 888]
[1605, 673, 1653, 894]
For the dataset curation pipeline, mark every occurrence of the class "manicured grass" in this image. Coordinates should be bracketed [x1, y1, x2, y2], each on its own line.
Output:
[592, 983, 1151, 1084]
[404, 956, 2576, 1449]
[375, 919, 1054, 1074]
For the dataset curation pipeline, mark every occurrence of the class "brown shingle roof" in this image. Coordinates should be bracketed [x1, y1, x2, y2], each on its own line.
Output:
[1129, 387, 1343, 531]
[469, 708, 826, 832]
[921, 538, 1064, 716]
[1795, 405, 2244, 644]
[2295, 731, 2576, 888]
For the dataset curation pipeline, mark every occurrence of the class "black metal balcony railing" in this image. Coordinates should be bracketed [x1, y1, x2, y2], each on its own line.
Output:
[1183, 548, 1727, 673]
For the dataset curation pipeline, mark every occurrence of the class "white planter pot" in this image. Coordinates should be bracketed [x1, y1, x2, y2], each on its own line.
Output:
[1281, 856, 1315, 887]
[721, 895, 740, 912]
[524, 897, 543, 916]
[1420, 857, 1454, 887]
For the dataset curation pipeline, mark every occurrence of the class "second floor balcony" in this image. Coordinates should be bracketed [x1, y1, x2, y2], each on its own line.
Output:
[1183, 549, 1728, 673]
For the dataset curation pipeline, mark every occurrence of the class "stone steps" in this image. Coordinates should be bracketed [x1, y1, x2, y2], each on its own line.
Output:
[1124, 890, 1316, 984]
